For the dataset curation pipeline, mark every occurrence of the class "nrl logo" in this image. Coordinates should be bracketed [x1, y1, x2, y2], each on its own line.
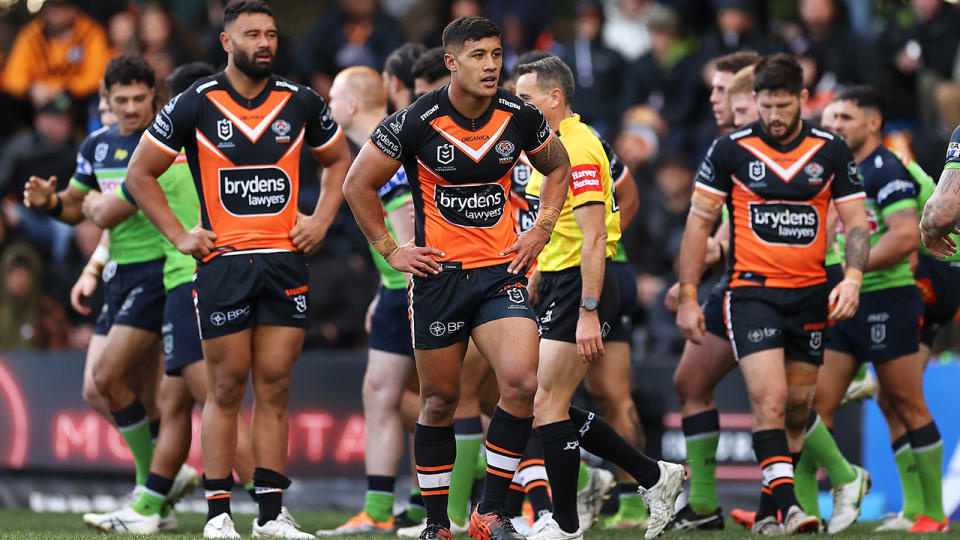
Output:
[217, 118, 233, 141]
[437, 143, 454, 165]
[748, 160, 766, 181]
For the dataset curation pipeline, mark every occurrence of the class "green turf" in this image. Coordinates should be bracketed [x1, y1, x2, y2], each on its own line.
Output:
[0, 509, 957, 539]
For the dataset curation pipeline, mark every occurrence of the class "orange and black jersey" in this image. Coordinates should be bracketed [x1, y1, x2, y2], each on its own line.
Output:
[369, 85, 554, 269]
[694, 121, 864, 289]
[145, 73, 342, 258]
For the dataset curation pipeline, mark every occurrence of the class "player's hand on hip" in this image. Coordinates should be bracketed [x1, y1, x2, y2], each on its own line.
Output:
[70, 271, 99, 315]
[501, 228, 548, 274]
[23, 175, 56, 208]
[576, 311, 605, 363]
[664, 281, 681, 313]
[676, 301, 706, 344]
[290, 212, 329, 255]
[921, 227, 958, 259]
[175, 226, 216, 259]
[387, 241, 444, 277]
[828, 279, 861, 321]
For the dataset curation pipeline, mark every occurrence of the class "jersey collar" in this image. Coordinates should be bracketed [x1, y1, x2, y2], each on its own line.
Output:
[557, 114, 582, 137]
[217, 72, 276, 110]
[440, 85, 497, 131]
[755, 119, 812, 153]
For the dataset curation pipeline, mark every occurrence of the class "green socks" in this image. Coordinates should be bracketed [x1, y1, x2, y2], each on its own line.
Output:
[908, 423, 945, 522]
[111, 399, 154, 486]
[803, 412, 856, 486]
[363, 476, 395, 523]
[449, 418, 483, 526]
[618, 483, 648, 519]
[406, 486, 426, 523]
[893, 435, 924, 520]
[577, 460, 589, 491]
[793, 451, 820, 518]
[682, 410, 720, 513]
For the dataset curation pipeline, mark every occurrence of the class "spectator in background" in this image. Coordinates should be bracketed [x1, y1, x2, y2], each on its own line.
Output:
[614, 105, 666, 181]
[382, 43, 425, 112]
[792, 0, 880, 87]
[0, 93, 78, 263]
[557, 1, 625, 136]
[135, 3, 199, 83]
[601, 0, 652, 62]
[410, 46, 450, 98]
[0, 243, 72, 350]
[106, 8, 137, 55]
[1, 0, 111, 109]
[698, 0, 773, 61]
[423, 0, 483, 47]
[295, 0, 404, 97]
[620, 4, 703, 156]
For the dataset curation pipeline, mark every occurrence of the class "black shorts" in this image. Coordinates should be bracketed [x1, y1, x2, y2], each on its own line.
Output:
[703, 279, 729, 339]
[162, 283, 203, 375]
[827, 286, 922, 363]
[409, 262, 537, 350]
[194, 251, 309, 340]
[606, 261, 636, 343]
[536, 260, 619, 344]
[915, 254, 960, 347]
[370, 285, 414, 357]
[95, 258, 166, 335]
[724, 284, 828, 365]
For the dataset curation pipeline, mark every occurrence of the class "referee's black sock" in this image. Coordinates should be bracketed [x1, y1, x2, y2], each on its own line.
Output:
[537, 420, 580, 533]
[569, 406, 660, 488]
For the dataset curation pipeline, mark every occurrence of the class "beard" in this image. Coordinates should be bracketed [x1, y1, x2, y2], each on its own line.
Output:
[762, 112, 801, 143]
[234, 48, 273, 79]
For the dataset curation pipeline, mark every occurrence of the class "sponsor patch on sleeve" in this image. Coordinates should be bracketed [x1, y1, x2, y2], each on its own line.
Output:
[371, 125, 402, 160]
[570, 164, 602, 195]
[947, 141, 960, 162]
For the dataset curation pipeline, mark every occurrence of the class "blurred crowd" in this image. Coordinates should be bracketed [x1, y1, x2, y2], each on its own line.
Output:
[0, 0, 958, 357]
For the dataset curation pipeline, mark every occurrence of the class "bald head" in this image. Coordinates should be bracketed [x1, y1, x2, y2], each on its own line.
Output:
[329, 66, 387, 134]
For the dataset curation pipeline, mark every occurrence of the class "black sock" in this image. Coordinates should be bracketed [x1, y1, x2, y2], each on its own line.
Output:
[757, 484, 778, 520]
[538, 420, 580, 533]
[519, 433, 552, 518]
[504, 483, 525, 518]
[478, 406, 532, 515]
[247, 485, 258, 502]
[112, 398, 147, 427]
[569, 406, 660, 488]
[149, 419, 160, 443]
[254, 467, 291, 526]
[203, 475, 233, 521]
[907, 421, 941, 449]
[145, 472, 174, 498]
[415, 423, 456, 528]
[753, 429, 798, 517]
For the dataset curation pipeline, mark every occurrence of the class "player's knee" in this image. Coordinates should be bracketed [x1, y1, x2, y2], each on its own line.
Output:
[90, 362, 120, 397]
[499, 372, 537, 405]
[784, 400, 810, 432]
[886, 389, 929, 427]
[421, 387, 459, 423]
[81, 378, 104, 408]
[362, 373, 400, 408]
[751, 389, 787, 426]
[210, 376, 246, 410]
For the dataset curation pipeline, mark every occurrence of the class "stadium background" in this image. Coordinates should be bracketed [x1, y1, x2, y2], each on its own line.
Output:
[0, 0, 959, 525]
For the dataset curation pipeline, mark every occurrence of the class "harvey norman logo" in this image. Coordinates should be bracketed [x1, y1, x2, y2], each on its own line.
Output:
[571, 165, 602, 195]
[219, 166, 291, 216]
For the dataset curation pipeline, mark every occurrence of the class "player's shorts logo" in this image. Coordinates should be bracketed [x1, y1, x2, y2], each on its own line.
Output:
[217, 119, 233, 141]
[210, 312, 227, 326]
[429, 321, 445, 336]
[747, 329, 764, 343]
[435, 184, 506, 228]
[507, 288, 524, 304]
[871, 323, 886, 344]
[749, 202, 819, 246]
[294, 294, 307, 313]
[809, 330, 822, 350]
[437, 144, 455, 165]
[219, 166, 291, 216]
[748, 160, 766, 181]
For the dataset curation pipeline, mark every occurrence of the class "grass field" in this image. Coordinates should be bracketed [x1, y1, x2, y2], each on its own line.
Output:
[0, 509, 957, 539]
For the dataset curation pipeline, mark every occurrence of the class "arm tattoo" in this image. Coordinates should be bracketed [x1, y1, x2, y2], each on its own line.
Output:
[527, 137, 569, 175]
[921, 168, 960, 237]
[844, 225, 869, 272]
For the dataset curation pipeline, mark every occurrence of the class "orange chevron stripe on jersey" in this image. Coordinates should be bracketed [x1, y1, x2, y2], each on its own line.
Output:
[430, 110, 514, 163]
[737, 136, 826, 182]
[205, 90, 291, 143]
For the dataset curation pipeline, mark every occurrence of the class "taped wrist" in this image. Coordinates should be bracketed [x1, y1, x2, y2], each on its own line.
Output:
[533, 205, 561, 239]
[371, 231, 400, 259]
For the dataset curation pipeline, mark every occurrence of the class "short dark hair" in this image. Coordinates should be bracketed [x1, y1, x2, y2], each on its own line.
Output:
[714, 51, 761, 74]
[833, 85, 887, 126]
[753, 53, 803, 96]
[411, 47, 449, 85]
[517, 56, 575, 106]
[385, 43, 427, 90]
[103, 55, 155, 90]
[515, 50, 554, 71]
[442, 16, 501, 53]
[166, 62, 216, 95]
[223, 0, 274, 29]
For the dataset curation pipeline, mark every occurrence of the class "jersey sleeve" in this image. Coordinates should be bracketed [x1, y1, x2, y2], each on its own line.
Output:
[303, 88, 343, 152]
[146, 91, 193, 157]
[369, 107, 417, 162]
[69, 137, 99, 192]
[875, 164, 919, 219]
[945, 125, 960, 170]
[118, 183, 138, 207]
[566, 141, 606, 210]
[830, 141, 866, 204]
[693, 137, 731, 199]
[518, 101, 553, 155]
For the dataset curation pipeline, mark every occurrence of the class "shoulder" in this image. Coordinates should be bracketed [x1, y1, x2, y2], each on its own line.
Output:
[494, 88, 525, 114]
[276, 75, 321, 107]
[405, 88, 445, 123]
[80, 125, 113, 150]
[183, 75, 221, 100]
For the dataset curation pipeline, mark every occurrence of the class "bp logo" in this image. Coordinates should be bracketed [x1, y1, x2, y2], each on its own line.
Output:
[749, 160, 766, 181]
[747, 329, 764, 343]
[210, 312, 227, 326]
[430, 321, 446, 336]
[217, 118, 233, 141]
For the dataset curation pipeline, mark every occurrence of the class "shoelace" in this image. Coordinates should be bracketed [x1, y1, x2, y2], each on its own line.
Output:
[419, 523, 447, 539]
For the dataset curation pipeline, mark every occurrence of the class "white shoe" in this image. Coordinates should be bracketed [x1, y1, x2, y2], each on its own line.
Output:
[527, 516, 584, 540]
[279, 507, 302, 529]
[397, 518, 467, 537]
[639, 461, 686, 540]
[113, 485, 145, 511]
[204, 513, 241, 539]
[253, 516, 315, 538]
[576, 466, 616, 531]
[874, 512, 915, 532]
[783, 505, 820, 534]
[158, 510, 178, 532]
[168, 464, 200, 504]
[83, 504, 161, 533]
[751, 515, 784, 535]
[828, 465, 871, 533]
[840, 368, 876, 406]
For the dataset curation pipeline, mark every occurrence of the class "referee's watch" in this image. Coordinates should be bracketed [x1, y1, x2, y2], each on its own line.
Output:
[579, 297, 599, 311]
